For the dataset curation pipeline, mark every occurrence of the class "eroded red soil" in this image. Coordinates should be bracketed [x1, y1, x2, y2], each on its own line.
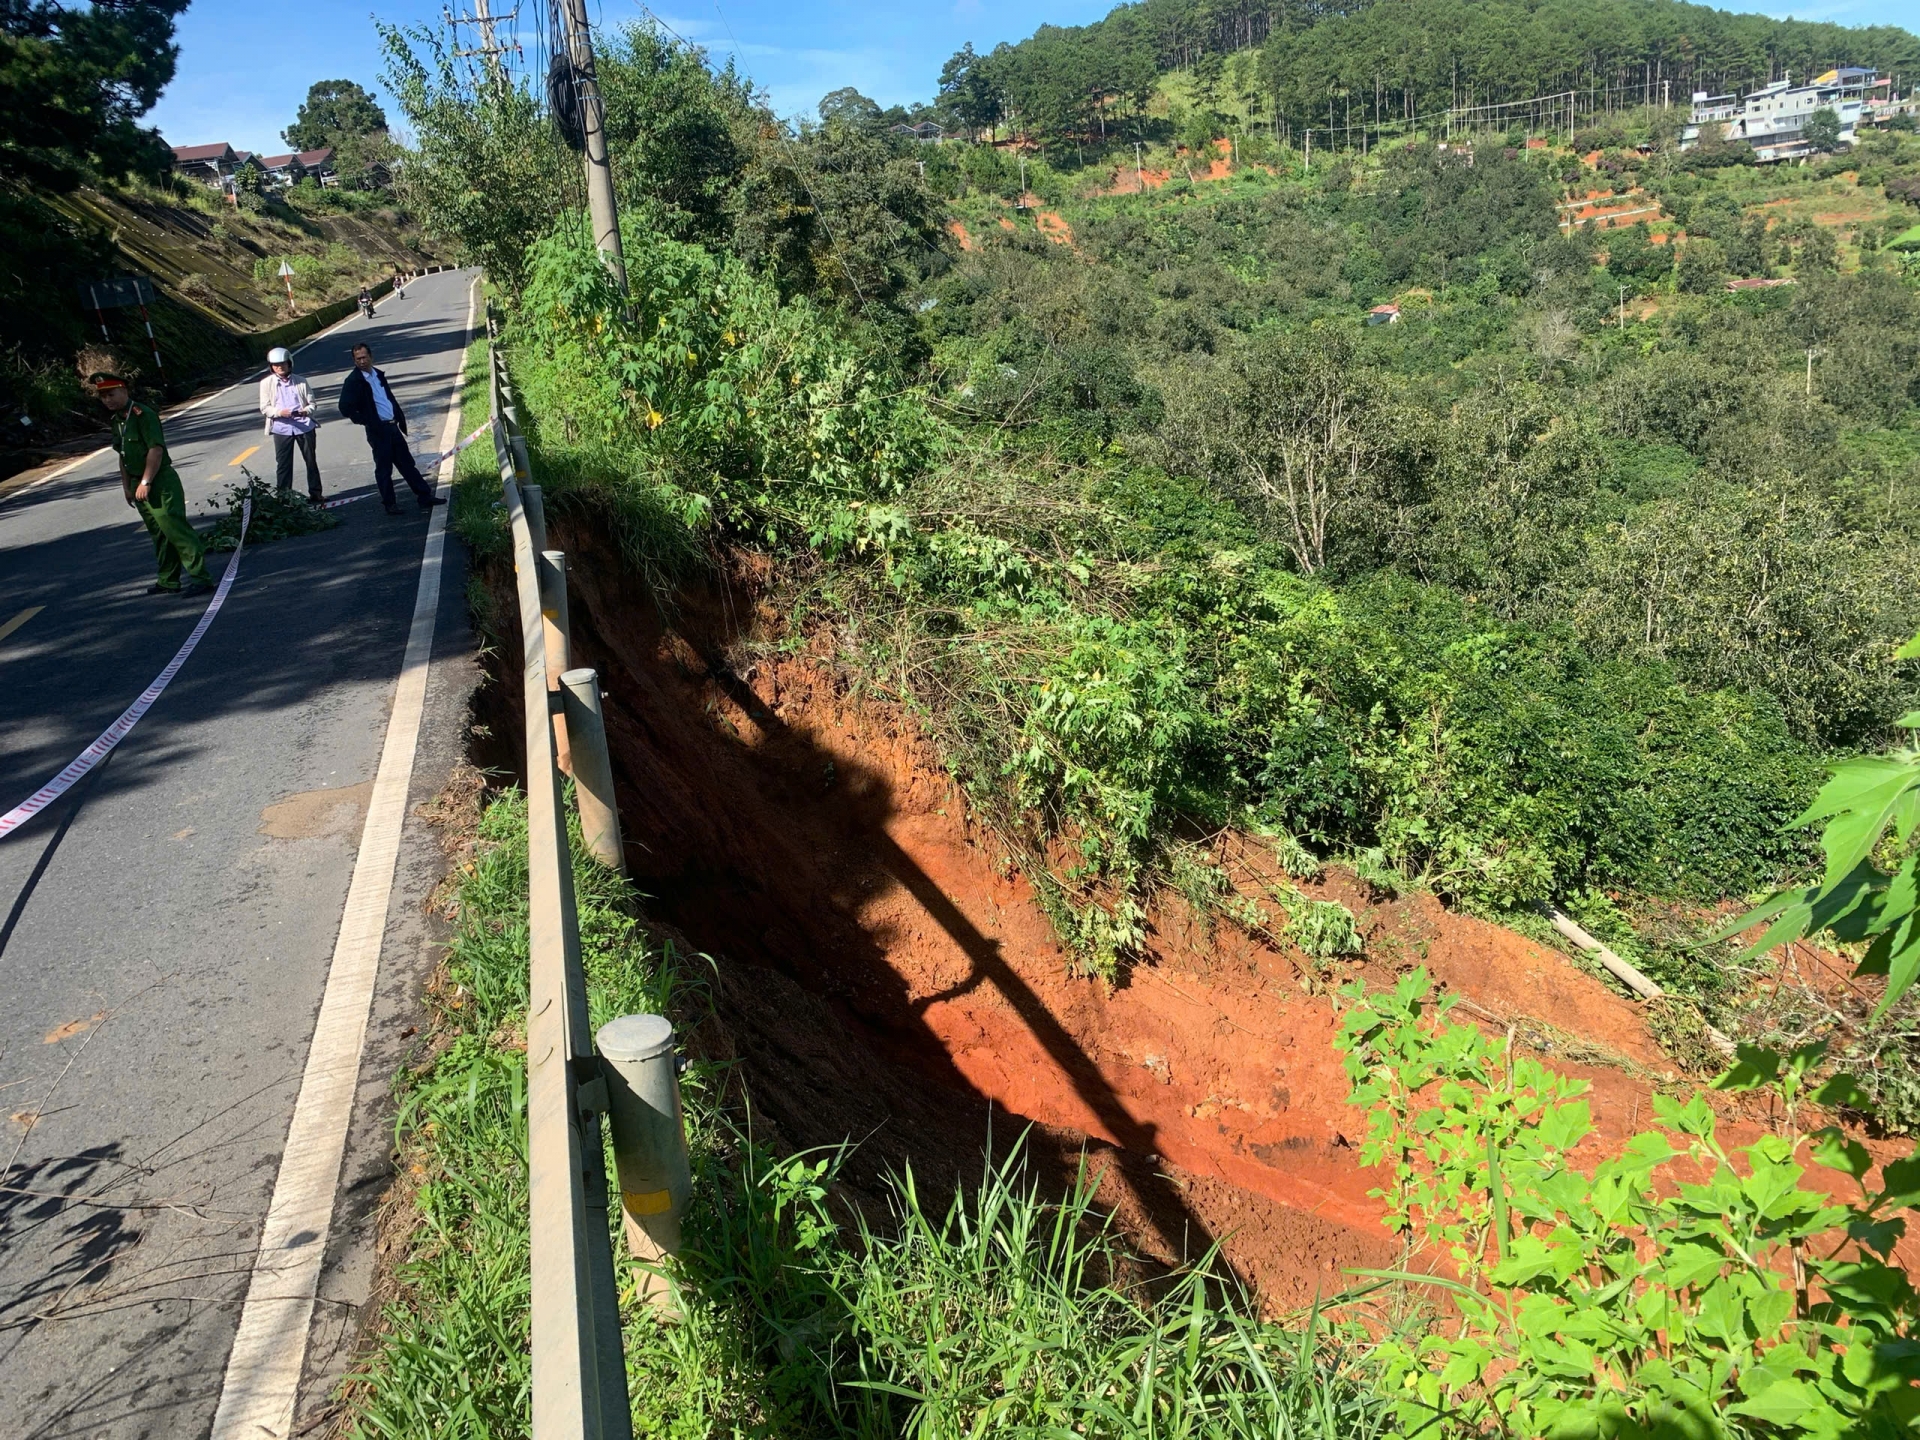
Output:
[490, 530, 1918, 1303]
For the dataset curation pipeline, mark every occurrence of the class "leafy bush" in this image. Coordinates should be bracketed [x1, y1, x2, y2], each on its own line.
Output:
[201, 475, 339, 551]
[513, 213, 938, 553]
[1336, 969, 1920, 1438]
[1719, 632, 1920, 1022]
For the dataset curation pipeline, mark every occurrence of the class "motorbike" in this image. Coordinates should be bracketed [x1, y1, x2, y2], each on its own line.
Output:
[358, 294, 374, 320]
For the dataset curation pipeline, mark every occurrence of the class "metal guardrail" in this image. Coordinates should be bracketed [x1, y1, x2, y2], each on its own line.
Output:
[487, 313, 635, 1440]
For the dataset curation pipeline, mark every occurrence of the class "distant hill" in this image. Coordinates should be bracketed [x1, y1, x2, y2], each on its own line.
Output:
[936, 0, 1920, 148]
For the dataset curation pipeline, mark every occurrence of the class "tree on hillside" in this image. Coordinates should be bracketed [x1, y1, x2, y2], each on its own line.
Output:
[381, 24, 570, 289]
[284, 80, 389, 150]
[599, 24, 753, 247]
[819, 87, 883, 133]
[1161, 328, 1385, 576]
[1803, 105, 1843, 154]
[0, 0, 186, 188]
[939, 43, 1007, 142]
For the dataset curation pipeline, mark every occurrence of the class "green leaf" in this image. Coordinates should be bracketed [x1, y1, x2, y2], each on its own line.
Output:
[1538, 1100, 1593, 1152]
[1693, 1278, 1748, 1346]
[1713, 1044, 1781, 1094]
[1660, 1239, 1731, 1289]
[1728, 1376, 1822, 1426]
[1621, 1131, 1676, 1171]
[1748, 1283, 1793, 1337]
[1846, 1213, 1906, 1259]
[1652, 1091, 1717, 1138]
[1864, 912, 1920, 1022]
[1707, 886, 1808, 946]
[1812, 1127, 1872, 1181]
[1879, 1153, 1920, 1208]
[1799, 756, 1920, 891]
[1811, 1073, 1872, 1113]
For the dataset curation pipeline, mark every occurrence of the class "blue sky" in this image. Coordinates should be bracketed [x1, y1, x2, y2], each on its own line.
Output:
[148, 0, 1918, 154]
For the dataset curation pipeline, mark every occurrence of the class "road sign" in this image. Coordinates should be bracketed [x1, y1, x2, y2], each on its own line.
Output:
[79, 276, 155, 310]
[277, 260, 296, 278]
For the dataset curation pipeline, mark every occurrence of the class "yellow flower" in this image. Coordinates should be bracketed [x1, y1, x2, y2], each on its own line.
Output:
[646, 408, 664, 429]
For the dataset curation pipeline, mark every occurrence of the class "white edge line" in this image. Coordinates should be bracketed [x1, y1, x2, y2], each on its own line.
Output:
[3, 271, 469, 504]
[207, 274, 477, 1440]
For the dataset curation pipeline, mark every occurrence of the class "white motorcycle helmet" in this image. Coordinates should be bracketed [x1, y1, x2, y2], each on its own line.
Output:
[267, 346, 292, 365]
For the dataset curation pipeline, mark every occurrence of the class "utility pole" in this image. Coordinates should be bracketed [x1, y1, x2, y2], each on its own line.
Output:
[1134, 140, 1143, 191]
[556, 0, 625, 291]
[1619, 284, 1626, 330]
[1017, 154, 1027, 209]
[450, 0, 517, 85]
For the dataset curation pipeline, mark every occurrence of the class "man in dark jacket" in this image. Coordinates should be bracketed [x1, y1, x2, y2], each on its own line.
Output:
[337, 342, 443, 515]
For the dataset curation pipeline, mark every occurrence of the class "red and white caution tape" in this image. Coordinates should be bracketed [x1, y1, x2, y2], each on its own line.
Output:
[313, 420, 494, 510]
[419, 418, 494, 474]
[0, 497, 254, 839]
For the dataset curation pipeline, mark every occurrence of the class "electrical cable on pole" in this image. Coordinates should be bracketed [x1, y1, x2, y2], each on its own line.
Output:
[554, 0, 626, 292]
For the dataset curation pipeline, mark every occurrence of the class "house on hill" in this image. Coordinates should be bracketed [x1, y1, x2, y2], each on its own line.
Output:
[171, 143, 242, 184]
[255, 147, 336, 187]
[1682, 69, 1874, 163]
[1367, 303, 1401, 326]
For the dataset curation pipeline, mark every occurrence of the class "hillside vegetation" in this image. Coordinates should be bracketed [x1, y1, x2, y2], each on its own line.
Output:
[941, 0, 1920, 150]
[1, 178, 439, 466]
[0, 0, 440, 463]
[391, 12, 1920, 970]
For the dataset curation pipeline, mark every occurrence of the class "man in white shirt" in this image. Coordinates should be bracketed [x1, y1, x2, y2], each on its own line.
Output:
[257, 346, 323, 500]
[337, 341, 442, 515]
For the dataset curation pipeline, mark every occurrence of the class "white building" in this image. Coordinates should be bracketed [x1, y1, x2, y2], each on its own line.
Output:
[1682, 68, 1874, 163]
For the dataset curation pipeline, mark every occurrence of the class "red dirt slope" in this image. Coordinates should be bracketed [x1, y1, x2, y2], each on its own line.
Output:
[487, 530, 1917, 1305]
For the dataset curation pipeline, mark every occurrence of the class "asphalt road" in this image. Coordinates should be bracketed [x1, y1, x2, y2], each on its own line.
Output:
[0, 270, 482, 1438]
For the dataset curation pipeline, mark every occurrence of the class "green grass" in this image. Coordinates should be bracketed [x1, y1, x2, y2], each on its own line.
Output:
[340, 788, 1393, 1438]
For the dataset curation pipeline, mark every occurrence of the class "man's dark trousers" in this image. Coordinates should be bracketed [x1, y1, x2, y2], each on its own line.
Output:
[367, 420, 435, 508]
[274, 431, 322, 498]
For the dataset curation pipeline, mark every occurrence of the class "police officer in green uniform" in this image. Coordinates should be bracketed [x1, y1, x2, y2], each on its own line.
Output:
[93, 373, 213, 595]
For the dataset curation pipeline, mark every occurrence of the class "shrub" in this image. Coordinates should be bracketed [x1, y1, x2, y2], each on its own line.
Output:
[513, 211, 937, 553]
[1678, 235, 1728, 293]
[1337, 969, 1920, 1438]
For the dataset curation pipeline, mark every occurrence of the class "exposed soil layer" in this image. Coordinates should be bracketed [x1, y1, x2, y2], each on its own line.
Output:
[480, 523, 1917, 1303]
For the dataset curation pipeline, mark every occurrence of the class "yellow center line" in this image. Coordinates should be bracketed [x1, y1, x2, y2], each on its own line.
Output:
[0, 605, 45, 645]
[229, 445, 260, 467]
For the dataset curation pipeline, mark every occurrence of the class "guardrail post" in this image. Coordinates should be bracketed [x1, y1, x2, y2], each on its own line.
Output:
[537, 549, 573, 775]
[560, 667, 623, 871]
[521, 482, 548, 557]
[596, 1015, 692, 1316]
